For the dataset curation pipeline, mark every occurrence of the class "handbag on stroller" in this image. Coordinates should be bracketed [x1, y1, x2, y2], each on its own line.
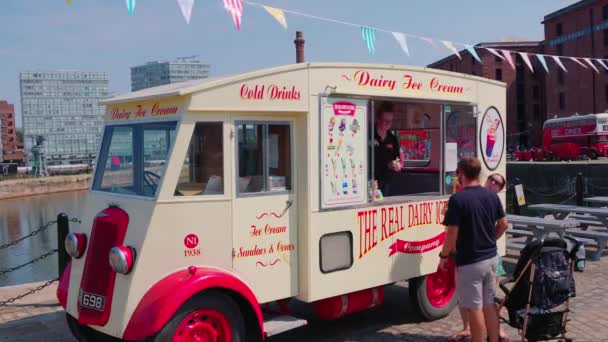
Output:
[497, 237, 584, 342]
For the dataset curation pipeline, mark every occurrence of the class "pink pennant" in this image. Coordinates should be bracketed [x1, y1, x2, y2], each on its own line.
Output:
[419, 37, 438, 48]
[597, 59, 608, 71]
[502, 50, 515, 70]
[224, 0, 243, 30]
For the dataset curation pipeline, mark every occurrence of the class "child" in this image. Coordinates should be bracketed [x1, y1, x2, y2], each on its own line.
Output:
[449, 173, 508, 342]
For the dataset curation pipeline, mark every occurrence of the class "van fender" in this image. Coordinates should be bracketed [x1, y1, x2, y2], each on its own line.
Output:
[56, 261, 72, 309]
[122, 267, 263, 341]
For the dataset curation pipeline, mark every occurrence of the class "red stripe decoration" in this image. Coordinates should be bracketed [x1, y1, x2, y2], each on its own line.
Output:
[224, 0, 244, 30]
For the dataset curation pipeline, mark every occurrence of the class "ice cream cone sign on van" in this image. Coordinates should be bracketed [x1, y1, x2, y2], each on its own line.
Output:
[58, 63, 506, 341]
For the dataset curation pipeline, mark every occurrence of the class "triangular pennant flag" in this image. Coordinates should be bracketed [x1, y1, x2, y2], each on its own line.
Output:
[597, 59, 608, 71]
[67, 0, 71, 4]
[263, 6, 287, 29]
[223, 0, 243, 30]
[486, 48, 504, 60]
[584, 58, 599, 73]
[126, 0, 135, 15]
[464, 44, 481, 63]
[442, 41, 461, 59]
[552, 56, 567, 72]
[570, 57, 588, 69]
[392, 32, 409, 56]
[518, 52, 534, 73]
[536, 55, 549, 73]
[502, 50, 515, 70]
[420, 37, 437, 48]
[361, 26, 376, 55]
[177, 0, 194, 24]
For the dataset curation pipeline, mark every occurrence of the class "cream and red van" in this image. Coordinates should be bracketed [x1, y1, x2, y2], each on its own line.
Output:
[57, 63, 506, 341]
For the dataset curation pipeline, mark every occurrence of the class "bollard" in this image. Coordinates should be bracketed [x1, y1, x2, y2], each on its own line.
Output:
[511, 178, 521, 215]
[575, 173, 584, 206]
[57, 213, 70, 276]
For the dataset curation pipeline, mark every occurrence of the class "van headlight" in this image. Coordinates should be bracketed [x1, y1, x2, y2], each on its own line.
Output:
[109, 246, 135, 274]
[65, 233, 87, 259]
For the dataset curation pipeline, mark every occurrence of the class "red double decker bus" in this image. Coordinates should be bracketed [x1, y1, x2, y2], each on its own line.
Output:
[540, 113, 608, 160]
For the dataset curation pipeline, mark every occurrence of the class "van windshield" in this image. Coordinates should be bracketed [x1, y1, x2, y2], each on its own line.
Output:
[92, 121, 177, 197]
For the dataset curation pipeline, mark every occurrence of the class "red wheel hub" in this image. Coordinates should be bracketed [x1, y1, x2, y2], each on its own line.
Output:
[173, 309, 232, 342]
[426, 258, 456, 308]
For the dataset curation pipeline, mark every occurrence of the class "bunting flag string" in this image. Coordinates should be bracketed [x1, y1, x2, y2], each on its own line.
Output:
[519, 52, 534, 73]
[177, 0, 195, 24]
[361, 27, 376, 56]
[224, 0, 244, 30]
[81, 0, 608, 76]
[392, 32, 410, 56]
[263, 6, 288, 29]
[126, 0, 135, 16]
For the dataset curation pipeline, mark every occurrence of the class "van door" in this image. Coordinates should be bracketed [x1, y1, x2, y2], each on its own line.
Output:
[232, 120, 297, 303]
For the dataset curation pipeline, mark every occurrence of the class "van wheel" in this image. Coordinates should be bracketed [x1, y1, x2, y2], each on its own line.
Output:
[409, 262, 457, 321]
[154, 292, 246, 342]
[65, 314, 120, 342]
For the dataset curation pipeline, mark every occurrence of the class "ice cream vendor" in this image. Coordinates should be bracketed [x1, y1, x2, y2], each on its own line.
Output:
[373, 102, 401, 192]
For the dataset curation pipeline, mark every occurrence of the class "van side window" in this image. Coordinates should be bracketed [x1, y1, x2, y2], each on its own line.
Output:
[175, 122, 224, 196]
[237, 122, 292, 194]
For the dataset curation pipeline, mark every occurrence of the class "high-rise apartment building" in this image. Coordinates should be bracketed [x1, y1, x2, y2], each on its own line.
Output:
[130, 57, 210, 91]
[20, 70, 109, 165]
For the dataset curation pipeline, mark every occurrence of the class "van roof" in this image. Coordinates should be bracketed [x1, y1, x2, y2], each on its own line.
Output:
[102, 62, 505, 105]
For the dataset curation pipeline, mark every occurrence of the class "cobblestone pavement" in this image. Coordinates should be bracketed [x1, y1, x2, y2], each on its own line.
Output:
[1, 248, 606, 341]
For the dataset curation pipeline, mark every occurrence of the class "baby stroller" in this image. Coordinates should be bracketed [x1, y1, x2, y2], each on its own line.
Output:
[498, 237, 585, 342]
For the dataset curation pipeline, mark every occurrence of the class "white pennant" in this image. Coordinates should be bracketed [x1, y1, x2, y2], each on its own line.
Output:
[177, 0, 194, 24]
[584, 58, 599, 73]
[570, 57, 588, 69]
[442, 41, 461, 59]
[392, 32, 409, 56]
[518, 52, 534, 73]
[597, 59, 608, 71]
[552, 56, 567, 72]
[485, 48, 504, 60]
[126, 0, 135, 15]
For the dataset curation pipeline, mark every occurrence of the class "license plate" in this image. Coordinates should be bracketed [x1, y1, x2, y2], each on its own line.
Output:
[79, 290, 106, 311]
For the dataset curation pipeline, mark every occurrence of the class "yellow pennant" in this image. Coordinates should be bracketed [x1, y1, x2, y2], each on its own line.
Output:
[263, 6, 287, 29]
[67, 0, 71, 4]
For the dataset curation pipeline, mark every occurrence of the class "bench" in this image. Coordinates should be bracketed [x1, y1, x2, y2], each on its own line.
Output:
[506, 241, 526, 250]
[567, 213, 603, 229]
[507, 227, 535, 241]
[565, 229, 608, 261]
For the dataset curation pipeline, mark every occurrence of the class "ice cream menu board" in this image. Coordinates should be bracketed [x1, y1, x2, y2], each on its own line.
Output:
[321, 97, 368, 208]
[480, 107, 504, 170]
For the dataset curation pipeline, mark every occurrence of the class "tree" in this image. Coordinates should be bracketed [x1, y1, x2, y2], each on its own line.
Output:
[16, 128, 23, 143]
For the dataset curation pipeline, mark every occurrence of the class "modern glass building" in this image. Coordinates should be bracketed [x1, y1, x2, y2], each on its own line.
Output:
[130, 58, 210, 92]
[20, 70, 109, 165]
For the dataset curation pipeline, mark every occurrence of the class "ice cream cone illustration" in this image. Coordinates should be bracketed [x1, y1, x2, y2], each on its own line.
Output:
[331, 158, 338, 178]
[352, 179, 358, 194]
[335, 137, 344, 156]
[338, 118, 347, 134]
[350, 118, 360, 135]
[328, 117, 336, 132]
[342, 181, 349, 195]
[486, 118, 501, 157]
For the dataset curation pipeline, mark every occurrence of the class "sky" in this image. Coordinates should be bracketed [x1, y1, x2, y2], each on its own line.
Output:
[0, 0, 578, 127]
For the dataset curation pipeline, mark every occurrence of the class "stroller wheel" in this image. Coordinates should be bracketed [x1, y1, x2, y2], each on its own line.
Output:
[409, 260, 457, 320]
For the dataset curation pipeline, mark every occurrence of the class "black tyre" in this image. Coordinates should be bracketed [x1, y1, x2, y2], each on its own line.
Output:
[65, 314, 121, 342]
[153, 291, 246, 342]
[409, 266, 457, 321]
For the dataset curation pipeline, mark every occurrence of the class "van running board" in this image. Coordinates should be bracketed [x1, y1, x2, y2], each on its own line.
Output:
[263, 315, 307, 337]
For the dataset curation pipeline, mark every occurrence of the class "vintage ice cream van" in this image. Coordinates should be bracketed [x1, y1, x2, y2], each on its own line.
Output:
[57, 62, 507, 341]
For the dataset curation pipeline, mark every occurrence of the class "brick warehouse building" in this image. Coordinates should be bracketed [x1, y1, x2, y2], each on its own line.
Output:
[428, 41, 546, 147]
[543, 0, 608, 116]
[0, 100, 24, 163]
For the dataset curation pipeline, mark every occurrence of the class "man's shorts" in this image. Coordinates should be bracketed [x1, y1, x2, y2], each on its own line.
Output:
[456, 256, 497, 309]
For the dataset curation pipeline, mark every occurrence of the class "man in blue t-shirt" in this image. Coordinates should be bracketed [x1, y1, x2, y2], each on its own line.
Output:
[439, 157, 509, 342]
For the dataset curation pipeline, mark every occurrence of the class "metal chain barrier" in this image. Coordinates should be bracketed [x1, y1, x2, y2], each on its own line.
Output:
[0, 217, 80, 250]
[0, 278, 58, 306]
[0, 249, 59, 277]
